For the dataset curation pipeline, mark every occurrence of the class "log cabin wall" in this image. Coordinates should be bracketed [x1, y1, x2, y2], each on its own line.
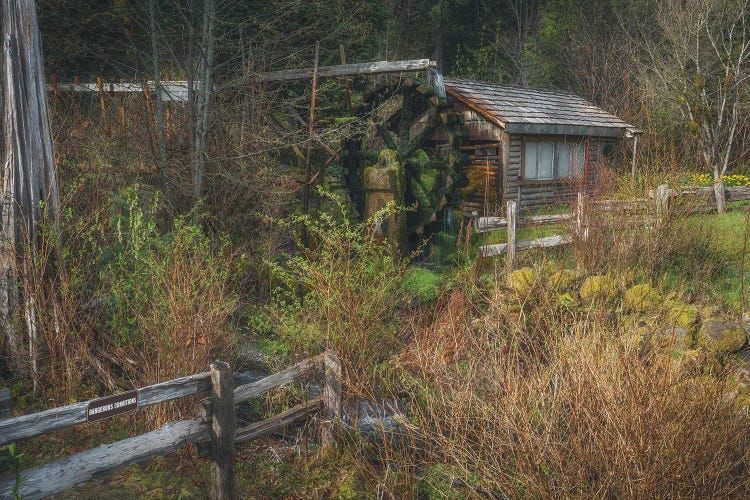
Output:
[505, 135, 618, 210]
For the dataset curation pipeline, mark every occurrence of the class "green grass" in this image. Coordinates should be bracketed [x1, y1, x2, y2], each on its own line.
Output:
[663, 208, 750, 312]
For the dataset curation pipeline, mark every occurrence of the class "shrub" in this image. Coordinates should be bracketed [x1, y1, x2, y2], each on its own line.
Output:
[269, 196, 409, 390]
[400, 268, 444, 303]
[98, 187, 238, 422]
[405, 273, 750, 498]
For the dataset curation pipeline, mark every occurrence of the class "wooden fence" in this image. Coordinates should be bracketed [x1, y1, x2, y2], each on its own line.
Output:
[0, 351, 341, 500]
[477, 184, 750, 265]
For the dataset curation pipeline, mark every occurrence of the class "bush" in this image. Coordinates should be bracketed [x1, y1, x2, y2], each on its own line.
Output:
[269, 196, 409, 390]
[98, 187, 238, 422]
[404, 273, 750, 498]
[401, 268, 444, 303]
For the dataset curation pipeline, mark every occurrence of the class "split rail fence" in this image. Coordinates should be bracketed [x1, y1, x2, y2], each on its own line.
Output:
[477, 184, 750, 267]
[0, 351, 341, 500]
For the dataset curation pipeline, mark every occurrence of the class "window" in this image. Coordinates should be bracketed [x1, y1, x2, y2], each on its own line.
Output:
[524, 140, 585, 180]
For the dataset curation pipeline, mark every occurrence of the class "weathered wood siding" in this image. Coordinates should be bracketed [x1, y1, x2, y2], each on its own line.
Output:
[507, 135, 617, 210]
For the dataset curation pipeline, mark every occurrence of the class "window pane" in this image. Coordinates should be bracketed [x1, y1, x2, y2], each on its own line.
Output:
[538, 142, 554, 179]
[556, 143, 570, 178]
[525, 142, 538, 179]
[571, 144, 585, 177]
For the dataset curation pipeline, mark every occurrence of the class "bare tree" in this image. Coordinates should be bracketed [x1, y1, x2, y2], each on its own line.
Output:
[638, 0, 750, 213]
[2, 0, 60, 389]
[193, 0, 215, 203]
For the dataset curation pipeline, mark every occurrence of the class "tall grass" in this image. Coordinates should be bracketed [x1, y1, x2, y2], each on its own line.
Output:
[401, 275, 750, 498]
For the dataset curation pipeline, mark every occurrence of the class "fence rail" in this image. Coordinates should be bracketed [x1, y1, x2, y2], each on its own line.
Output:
[478, 182, 740, 263]
[0, 351, 341, 500]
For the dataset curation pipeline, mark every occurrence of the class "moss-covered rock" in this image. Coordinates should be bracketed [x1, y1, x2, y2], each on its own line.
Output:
[579, 275, 617, 302]
[549, 269, 577, 290]
[557, 292, 578, 307]
[698, 320, 747, 354]
[509, 267, 537, 296]
[623, 283, 661, 312]
[665, 300, 699, 332]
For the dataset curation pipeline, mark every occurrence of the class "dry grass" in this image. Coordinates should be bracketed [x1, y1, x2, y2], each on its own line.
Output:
[398, 275, 750, 498]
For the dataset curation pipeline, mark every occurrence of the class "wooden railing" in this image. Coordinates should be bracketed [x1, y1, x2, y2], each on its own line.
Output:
[477, 200, 574, 263]
[477, 182, 748, 264]
[0, 351, 341, 500]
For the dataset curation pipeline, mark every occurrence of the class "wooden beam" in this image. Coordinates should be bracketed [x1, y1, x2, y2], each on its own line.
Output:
[233, 353, 325, 404]
[198, 398, 324, 457]
[209, 362, 235, 500]
[0, 372, 211, 446]
[257, 59, 435, 82]
[480, 234, 572, 258]
[322, 352, 342, 449]
[0, 419, 209, 500]
[476, 213, 572, 232]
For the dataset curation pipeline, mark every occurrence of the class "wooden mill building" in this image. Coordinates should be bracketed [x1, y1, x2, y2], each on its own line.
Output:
[443, 79, 640, 214]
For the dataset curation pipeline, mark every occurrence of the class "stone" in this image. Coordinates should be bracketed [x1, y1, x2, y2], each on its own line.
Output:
[363, 149, 407, 255]
[579, 275, 617, 302]
[665, 300, 699, 331]
[662, 326, 690, 348]
[623, 283, 661, 312]
[697, 320, 747, 354]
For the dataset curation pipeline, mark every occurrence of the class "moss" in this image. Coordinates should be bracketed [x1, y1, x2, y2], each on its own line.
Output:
[698, 320, 747, 354]
[623, 283, 661, 312]
[401, 267, 444, 303]
[579, 275, 617, 302]
[509, 267, 538, 295]
[430, 232, 458, 266]
[557, 292, 578, 307]
[665, 299, 699, 331]
[548, 268, 577, 290]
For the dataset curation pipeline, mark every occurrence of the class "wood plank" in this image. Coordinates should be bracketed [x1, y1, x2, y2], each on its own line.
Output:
[322, 352, 342, 449]
[0, 388, 10, 419]
[0, 419, 209, 500]
[257, 59, 434, 82]
[198, 398, 324, 457]
[0, 372, 211, 446]
[209, 362, 235, 500]
[477, 213, 572, 232]
[480, 234, 572, 258]
[233, 353, 325, 404]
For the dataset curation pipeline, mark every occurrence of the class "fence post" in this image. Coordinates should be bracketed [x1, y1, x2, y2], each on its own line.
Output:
[209, 361, 235, 500]
[96, 76, 111, 137]
[322, 351, 342, 450]
[506, 200, 517, 271]
[656, 183, 670, 224]
[0, 389, 9, 475]
[576, 192, 588, 242]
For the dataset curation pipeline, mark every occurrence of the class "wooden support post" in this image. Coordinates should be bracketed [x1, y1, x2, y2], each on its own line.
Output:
[209, 361, 235, 500]
[96, 76, 110, 137]
[322, 352, 342, 450]
[656, 183, 670, 224]
[50, 75, 60, 114]
[576, 192, 589, 242]
[0, 388, 9, 475]
[631, 135, 638, 177]
[302, 41, 320, 247]
[506, 201, 517, 271]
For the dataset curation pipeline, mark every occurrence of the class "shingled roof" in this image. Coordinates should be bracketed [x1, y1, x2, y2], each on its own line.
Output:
[445, 78, 640, 138]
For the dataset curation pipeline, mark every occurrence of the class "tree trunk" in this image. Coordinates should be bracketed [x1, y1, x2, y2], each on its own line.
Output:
[193, 0, 216, 204]
[2, 0, 60, 388]
[713, 179, 726, 214]
[149, 0, 169, 195]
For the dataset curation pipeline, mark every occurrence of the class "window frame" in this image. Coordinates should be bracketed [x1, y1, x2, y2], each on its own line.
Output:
[521, 136, 589, 183]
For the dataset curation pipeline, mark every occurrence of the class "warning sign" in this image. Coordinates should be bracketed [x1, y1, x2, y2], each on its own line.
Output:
[87, 390, 138, 422]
